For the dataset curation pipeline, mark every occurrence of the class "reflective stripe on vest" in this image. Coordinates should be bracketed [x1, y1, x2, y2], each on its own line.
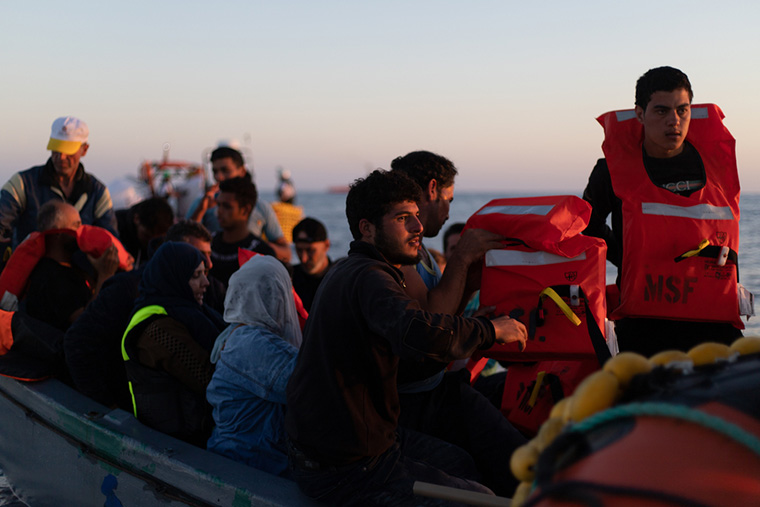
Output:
[642, 202, 734, 220]
[486, 249, 587, 267]
[121, 305, 168, 361]
[121, 305, 168, 418]
[476, 204, 554, 217]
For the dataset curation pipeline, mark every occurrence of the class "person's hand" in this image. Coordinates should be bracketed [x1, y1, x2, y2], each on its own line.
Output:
[88, 244, 120, 280]
[490, 314, 528, 351]
[198, 184, 218, 214]
[124, 254, 135, 272]
[450, 228, 505, 266]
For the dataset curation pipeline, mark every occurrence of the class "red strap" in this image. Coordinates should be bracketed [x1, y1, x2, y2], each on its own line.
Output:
[466, 356, 490, 384]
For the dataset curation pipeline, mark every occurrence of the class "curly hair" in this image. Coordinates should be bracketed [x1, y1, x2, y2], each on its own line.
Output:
[346, 169, 422, 240]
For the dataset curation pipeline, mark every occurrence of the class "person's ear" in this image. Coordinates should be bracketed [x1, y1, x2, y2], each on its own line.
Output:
[359, 219, 375, 242]
[426, 178, 438, 201]
[79, 143, 90, 157]
[635, 105, 645, 125]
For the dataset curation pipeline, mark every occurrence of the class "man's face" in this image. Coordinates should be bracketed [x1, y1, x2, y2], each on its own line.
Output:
[216, 192, 250, 230]
[422, 184, 454, 238]
[371, 200, 423, 266]
[295, 239, 331, 275]
[185, 236, 213, 271]
[211, 157, 247, 183]
[50, 143, 89, 179]
[636, 88, 691, 159]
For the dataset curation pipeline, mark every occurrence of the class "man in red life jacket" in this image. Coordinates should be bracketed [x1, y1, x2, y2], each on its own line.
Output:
[583, 66, 743, 356]
[24, 201, 120, 332]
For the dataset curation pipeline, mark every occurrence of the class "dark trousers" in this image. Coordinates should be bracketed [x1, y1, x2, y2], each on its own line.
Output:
[288, 427, 492, 506]
[399, 370, 527, 496]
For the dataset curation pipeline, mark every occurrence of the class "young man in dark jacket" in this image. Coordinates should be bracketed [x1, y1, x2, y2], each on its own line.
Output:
[285, 169, 527, 505]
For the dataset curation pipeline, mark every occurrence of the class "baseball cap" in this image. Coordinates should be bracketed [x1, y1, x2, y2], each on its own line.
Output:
[293, 218, 328, 243]
[46, 116, 89, 155]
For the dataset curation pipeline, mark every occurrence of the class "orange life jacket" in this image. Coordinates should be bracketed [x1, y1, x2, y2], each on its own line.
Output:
[0, 225, 131, 311]
[465, 196, 611, 436]
[466, 196, 609, 361]
[600, 104, 742, 327]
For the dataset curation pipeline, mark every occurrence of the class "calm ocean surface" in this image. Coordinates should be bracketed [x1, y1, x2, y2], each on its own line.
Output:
[2, 190, 760, 504]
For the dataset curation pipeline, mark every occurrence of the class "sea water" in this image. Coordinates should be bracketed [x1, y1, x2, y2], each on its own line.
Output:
[2, 191, 759, 503]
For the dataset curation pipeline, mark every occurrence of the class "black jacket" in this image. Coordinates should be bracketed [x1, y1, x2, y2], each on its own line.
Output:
[285, 241, 496, 465]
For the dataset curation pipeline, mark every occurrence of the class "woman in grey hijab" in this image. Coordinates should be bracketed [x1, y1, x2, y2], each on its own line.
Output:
[206, 254, 302, 476]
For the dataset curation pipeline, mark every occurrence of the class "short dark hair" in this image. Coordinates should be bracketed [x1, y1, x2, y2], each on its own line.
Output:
[218, 176, 258, 212]
[166, 219, 212, 243]
[635, 66, 693, 110]
[390, 151, 458, 193]
[346, 169, 422, 240]
[443, 222, 465, 252]
[293, 217, 328, 243]
[37, 201, 66, 231]
[210, 146, 245, 168]
[133, 197, 174, 234]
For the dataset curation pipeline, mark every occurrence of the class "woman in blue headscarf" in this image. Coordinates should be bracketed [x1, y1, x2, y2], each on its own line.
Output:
[206, 254, 302, 475]
[121, 241, 226, 446]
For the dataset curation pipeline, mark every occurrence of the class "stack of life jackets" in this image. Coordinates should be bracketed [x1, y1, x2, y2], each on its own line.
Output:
[465, 195, 611, 435]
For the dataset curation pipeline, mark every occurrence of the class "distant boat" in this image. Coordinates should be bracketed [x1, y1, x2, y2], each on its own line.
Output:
[0, 375, 316, 506]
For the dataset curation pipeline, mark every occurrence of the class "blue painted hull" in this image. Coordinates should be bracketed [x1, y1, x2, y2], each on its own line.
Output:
[0, 375, 316, 506]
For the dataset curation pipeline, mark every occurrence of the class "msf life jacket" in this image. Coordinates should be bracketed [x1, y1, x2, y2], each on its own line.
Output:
[466, 196, 609, 362]
[465, 196, 611, 435]
[121, 305, 210, 446]
[600, 104, 743, 327]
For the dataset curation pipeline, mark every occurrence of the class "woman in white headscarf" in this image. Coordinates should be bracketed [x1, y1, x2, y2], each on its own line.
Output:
[206, 255, 302, 476]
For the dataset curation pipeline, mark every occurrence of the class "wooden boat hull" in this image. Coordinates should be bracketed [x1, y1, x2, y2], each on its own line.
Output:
[0, 375, 316, 506]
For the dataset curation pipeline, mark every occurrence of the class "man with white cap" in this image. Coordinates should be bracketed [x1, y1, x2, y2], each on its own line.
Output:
[0, 116, 118, 249]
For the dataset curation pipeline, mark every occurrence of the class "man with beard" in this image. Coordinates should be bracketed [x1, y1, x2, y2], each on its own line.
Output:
[285, 169, 527, 505]
[23, 201, 120, 332]
[390, 151, 526, 496]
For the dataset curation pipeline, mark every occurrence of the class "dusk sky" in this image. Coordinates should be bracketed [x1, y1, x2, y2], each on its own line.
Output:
[2, 1, 759, 195]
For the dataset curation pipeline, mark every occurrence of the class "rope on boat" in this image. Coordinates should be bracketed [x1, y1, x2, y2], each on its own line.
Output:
[569, 401, 760, 458]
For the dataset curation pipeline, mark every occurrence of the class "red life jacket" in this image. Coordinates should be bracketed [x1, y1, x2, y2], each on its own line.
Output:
[0, 225, 132, 311]
[599, 104, 742, 327]
[466, 195, 609, 361]
[465, 196, 611, 436]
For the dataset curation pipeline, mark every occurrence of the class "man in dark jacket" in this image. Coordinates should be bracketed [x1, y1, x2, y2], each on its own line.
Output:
[285, 170, 527, 505]
[0, 116, 117, 250]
